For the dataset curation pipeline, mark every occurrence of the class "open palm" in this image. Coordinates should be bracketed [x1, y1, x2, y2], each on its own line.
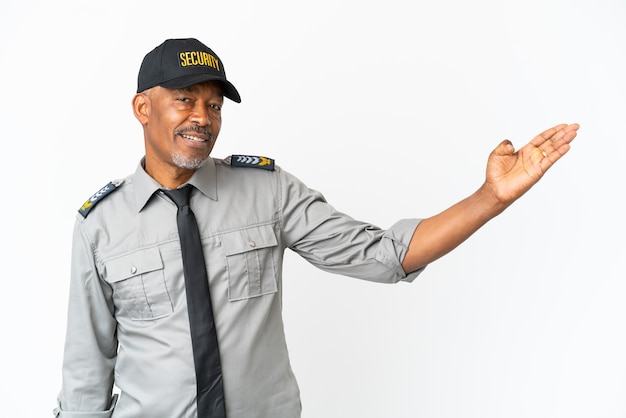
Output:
[485, 123, 579, 204]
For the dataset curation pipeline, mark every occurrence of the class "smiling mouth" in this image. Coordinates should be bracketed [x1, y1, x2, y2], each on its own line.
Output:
[175, 125, 214, 144]
[180, 133, 211, 143]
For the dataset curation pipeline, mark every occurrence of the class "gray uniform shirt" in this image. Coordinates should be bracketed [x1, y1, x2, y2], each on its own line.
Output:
[55, 157, 424, 418]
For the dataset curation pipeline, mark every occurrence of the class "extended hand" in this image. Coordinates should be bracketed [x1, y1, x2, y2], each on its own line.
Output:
[484, 123, 579, 204]
[402, 123, 579, 273]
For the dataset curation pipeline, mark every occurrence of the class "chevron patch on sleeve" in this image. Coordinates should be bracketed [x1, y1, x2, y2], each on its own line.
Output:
[229, 155, 275, 171]
[78, 180, 123, 218]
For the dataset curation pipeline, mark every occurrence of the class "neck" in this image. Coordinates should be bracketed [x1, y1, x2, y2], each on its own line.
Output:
[144, 158, 196, 189]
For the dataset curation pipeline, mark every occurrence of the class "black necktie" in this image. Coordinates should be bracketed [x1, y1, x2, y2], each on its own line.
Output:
[163, 185, 226, 418]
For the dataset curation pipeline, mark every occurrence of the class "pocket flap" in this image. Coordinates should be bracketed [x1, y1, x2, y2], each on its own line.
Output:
[219, 224, 278, 256]
[104, 247, 164, 283]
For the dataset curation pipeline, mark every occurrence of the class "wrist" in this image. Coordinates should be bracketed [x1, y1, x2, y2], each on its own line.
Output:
[476, 182, 510, 218]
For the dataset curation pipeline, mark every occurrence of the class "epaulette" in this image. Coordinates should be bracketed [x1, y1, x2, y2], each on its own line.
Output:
[78, 180, 124, 218]
[227, 154, 275, 171]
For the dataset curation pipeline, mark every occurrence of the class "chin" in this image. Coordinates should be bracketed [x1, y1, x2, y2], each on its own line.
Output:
[171, 153, 210, 170]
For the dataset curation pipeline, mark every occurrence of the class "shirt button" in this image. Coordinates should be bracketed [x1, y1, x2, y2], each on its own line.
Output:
[248, 240, 256, 248]
[130, 266, 137, 275]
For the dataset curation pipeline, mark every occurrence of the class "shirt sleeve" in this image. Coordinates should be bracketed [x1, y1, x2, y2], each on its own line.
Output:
[277, 168, 425, 283]
[55, 218, 118, 416]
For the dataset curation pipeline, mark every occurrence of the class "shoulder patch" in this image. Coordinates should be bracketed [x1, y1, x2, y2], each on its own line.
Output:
[78, 180, 123, 218]
[228, 155, 275, 171]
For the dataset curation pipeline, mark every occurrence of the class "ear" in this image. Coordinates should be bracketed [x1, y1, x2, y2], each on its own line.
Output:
[132, 93, 150, 125]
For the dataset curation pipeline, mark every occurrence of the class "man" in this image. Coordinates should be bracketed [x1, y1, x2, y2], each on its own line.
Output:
[55, 38, 578, 418]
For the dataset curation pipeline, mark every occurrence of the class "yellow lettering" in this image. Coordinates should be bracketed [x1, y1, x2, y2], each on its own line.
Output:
[178, 51, 221, 70]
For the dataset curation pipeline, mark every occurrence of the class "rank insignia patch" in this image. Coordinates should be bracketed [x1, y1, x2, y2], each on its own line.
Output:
[229, 155, 275, 171]
[78, 180, 123, 218]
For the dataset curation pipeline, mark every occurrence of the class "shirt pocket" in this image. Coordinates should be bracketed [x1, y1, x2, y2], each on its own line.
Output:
[219, 224, 279, 302]
[103, 246, 174, 320]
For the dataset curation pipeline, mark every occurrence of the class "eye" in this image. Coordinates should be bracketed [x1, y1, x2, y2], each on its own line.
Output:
[177, 97, 191, 103]
[209, 103, 222, 111]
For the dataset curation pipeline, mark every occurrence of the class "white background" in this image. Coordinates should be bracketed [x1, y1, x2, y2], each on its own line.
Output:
[1, 1, 625, 417]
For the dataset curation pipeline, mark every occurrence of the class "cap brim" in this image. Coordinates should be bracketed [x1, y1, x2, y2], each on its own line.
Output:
[159, 74, 241, 103]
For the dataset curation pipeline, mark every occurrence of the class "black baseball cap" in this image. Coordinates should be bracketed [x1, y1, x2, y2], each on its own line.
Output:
[137, 38, 241, 103]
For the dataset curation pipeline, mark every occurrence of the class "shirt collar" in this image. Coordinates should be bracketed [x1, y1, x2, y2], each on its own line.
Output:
[133, 157, 218, 212]
[187, 157, 218, 201]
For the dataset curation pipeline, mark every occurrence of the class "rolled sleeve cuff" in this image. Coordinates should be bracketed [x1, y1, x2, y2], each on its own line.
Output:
[54, 395, 117, 418]
[376, 218, 425, 283]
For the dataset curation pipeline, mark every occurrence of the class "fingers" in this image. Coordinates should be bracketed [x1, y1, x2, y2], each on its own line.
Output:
[560, 123, 580, 145]
[531, 123, 579, 165]
[534, 123, 568, 144]
[549, 123, 579, 147]
[532, 123, 579, 147]
[489, 123, 578, 172]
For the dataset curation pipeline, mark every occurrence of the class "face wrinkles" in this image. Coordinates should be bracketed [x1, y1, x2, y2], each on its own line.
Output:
[141, 81, 224, 184]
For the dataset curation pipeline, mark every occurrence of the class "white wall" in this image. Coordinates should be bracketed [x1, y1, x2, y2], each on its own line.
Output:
[1, 0, 625, 417]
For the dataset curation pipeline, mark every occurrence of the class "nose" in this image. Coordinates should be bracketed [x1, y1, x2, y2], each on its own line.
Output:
[189, 103, 211, 126]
